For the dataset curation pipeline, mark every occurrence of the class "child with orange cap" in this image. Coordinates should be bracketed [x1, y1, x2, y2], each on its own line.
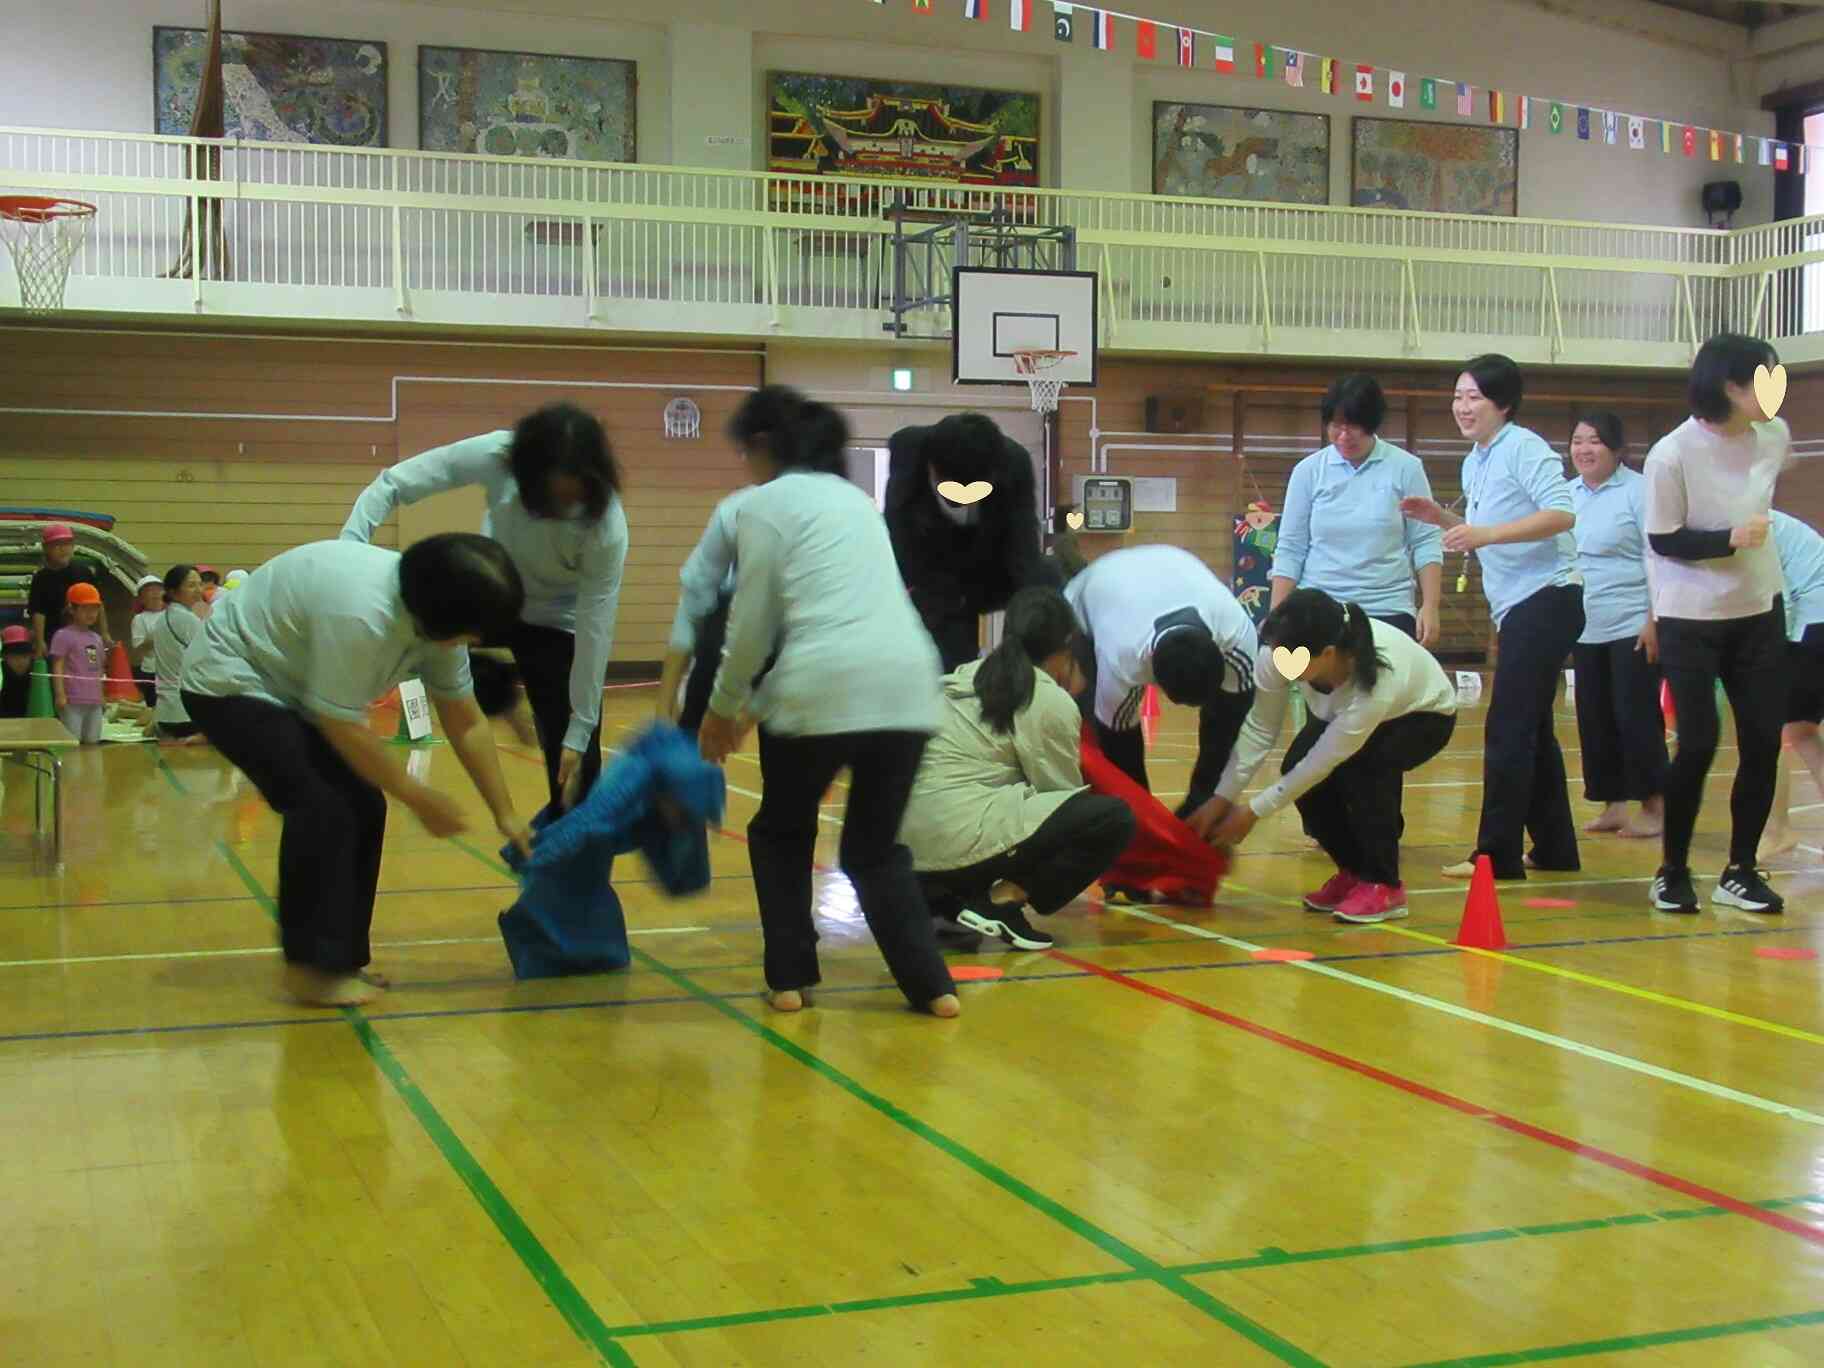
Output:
[50, 583, 107, 743]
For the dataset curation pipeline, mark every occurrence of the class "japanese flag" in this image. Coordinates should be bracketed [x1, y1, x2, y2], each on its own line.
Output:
[1387, 71, 1405, 109]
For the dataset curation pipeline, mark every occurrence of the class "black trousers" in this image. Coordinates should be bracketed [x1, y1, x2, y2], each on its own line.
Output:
[1572, 637, 1668, 803]
[676, 593, 731, 737]
[1372, 612, 1418, 638]
[509, 620, 603, 808]
[1096, 685, 1254, 819]
[750, 727, 955, 1005]
[919, 791, 1136, 920]
[1477, 583, 1585, 879]
[182, 691, 387, 974]
[1658, 603, 1787, 870]
[1287, 710, 1457, 887]
[923, 605, 981, 675]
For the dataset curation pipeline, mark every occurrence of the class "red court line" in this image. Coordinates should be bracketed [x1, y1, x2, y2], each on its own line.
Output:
[1047, 949, 1824, 1250]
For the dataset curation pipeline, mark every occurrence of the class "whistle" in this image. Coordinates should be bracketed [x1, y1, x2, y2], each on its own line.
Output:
[1456, 573, 1469, 593]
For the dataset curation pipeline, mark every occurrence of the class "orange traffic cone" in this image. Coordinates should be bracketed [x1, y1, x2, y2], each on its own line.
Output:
[1660, 678, 1677, 733]
[1452, 854, 1508, 950]
[104, 642, 138, 702]
[1141, 685, 1160, 722]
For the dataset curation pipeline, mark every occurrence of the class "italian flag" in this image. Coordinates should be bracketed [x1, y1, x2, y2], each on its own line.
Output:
[1214, 36, 1235, 73]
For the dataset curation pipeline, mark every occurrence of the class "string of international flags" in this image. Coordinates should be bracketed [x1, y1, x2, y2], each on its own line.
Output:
[878, 0, 1812, 173]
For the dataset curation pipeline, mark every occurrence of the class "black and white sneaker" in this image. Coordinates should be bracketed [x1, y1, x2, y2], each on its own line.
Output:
[1651, 866, 1699, 914]
[1713, 865, 1785, 915]
[957, 905, 1055, 950]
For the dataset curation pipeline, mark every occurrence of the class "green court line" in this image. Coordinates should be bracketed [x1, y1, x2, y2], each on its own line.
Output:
[178, 773, 1819, 1363]
[1401, 1307, 1824, 1367]
[597, 1194, 1822, 1340]
[626, 944, 1323, 1367]
[211, 831, 636, 1368]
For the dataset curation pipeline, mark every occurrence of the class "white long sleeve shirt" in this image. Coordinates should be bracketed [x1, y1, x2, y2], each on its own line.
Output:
[341, 431, 628, 752]
[1214, 617, 1457, 818]
[709, 471, 941, 737]
[1063, 544, 1258, 729]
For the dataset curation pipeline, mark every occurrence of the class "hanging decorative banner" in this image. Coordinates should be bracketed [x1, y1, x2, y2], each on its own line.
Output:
[1232, 504, 1279, 625]
[895, 0, 1818, 169]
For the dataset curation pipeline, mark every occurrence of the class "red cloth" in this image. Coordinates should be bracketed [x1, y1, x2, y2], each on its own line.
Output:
[1079, 724, 1229, 905]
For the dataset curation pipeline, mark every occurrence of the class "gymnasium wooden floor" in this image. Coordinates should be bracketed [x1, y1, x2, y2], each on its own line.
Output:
[3, 689, 1822, 1367]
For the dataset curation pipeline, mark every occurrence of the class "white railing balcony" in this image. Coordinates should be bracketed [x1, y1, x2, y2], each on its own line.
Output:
[4, 125, 1823, 368]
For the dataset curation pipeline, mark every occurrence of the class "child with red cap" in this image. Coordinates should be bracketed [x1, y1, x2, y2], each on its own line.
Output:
[28, 523, 107, 659]
[1, 625, 33, 718]
[50, 582, 107, 743]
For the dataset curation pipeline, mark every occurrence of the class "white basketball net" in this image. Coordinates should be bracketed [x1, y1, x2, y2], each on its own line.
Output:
[0, 205, 93, 314]
[1013, 349, 1073, 414]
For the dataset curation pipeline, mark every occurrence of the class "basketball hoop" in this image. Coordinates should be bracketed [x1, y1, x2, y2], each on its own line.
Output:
[1012, 348, 1075, 414]
[0, 197, 96, 314]
[663, 396, 702, 440]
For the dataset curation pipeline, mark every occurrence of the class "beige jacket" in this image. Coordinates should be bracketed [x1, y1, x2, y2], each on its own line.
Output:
[898, 659, 1088, 873]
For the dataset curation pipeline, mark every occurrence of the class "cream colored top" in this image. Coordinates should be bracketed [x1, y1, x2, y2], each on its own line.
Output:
[1643, 417, 1789, 622]
[897, 659, 1087, 873]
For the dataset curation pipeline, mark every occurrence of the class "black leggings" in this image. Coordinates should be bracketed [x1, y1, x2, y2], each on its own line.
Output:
[919, 792, 1135, 920]
[509, 620, 603, 808]
[1658, 604, 1787, 870]
[182, 691, 386, 973]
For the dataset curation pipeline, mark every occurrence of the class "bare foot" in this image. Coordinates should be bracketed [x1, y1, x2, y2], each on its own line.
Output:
[927, 994, 961, 1018]
[1620, 816, 1664, 839]
[989, 879, 1028, 907]
[766, 988, 806, 1012]
[359, 967, 391, 989]
[1759, 828, 1799, 862]
[1584, 804, 1628, 834]
[283, 964, 381, 1007]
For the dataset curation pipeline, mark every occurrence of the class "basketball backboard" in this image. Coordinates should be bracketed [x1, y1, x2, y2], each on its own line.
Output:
[952, 267, 1097, 387]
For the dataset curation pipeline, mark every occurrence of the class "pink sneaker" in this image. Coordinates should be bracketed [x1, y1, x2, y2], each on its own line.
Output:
[1333, 882, 1409, 924]
[1302, 870, 1359, 913]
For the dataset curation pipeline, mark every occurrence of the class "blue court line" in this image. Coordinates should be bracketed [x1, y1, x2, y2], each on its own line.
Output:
[3, 916, 1812, 1048]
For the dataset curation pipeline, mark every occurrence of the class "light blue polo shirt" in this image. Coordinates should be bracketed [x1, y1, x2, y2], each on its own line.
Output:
[1773, 510, 1824, 642]
[1568, 466, 1651, 645]
[1270, 440, 1444, 618]
[180, 541, 473, 721]
[1462, 423, 1580, 628]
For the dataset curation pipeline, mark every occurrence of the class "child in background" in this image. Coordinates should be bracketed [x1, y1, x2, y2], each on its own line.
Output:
[128, 574, 164, 705]
[194, 566, 219, 620]
[50, 583, 107, 744]
[28, 524, 105, 659]
[1, 625, 33, 718]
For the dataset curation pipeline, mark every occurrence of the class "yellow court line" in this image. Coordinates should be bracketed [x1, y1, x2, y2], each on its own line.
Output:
[1378, 923, 1824, 1048]
[1224, 875, 1824, 1047]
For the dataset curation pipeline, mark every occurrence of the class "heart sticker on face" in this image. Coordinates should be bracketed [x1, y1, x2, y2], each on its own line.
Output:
[1753, 363, 1788, 421]
[937, 480, 994, 506]
[1271, 645, 1312, 681]
[1065, 510, 1085, 530]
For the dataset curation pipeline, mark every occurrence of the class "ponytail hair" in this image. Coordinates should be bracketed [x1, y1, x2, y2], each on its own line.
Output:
[975, 587, 1079, 734]
[1260, 588, 1385, 692]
